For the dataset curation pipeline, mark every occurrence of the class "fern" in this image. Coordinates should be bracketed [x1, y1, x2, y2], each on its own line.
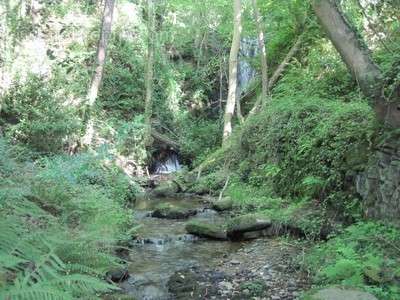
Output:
[0, 139, 131, 299]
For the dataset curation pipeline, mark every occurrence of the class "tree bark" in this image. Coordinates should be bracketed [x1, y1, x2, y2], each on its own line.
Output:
[82, 0, 115, 145]
[251, 0, 269, 103]
[268, 34, 303, 88]
[248, 33, 303, 115]
[223, 0, 242, 144]
[312, 0, 400, 126]
[236, 89, 244, 124]
[144, 0, 155, 147]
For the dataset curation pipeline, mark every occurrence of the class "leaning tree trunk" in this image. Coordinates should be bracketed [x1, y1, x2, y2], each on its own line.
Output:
[312, 0, 400, 127]
[144, 0, 155, 148]
[223, 0, 242, 144]
[313, 0, 400, 223]
[82, 0, 115, 146]
[248, 33, 303, 115]
[251, 0, 269, 105]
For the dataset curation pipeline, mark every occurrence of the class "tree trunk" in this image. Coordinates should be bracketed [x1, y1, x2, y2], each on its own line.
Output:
[312, 0, 400, 127]
[248, 33, 303, 115]
[268, 34, 303, 88]
[144, 0, 155, 147]
[251, 0, 269, 104]
[236, 89, 244, 124]
[82, 0, 115, 145]
[223, 0, 242, 144]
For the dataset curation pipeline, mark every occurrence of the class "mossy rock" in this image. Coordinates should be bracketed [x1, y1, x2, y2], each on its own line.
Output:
[103, 294, 136, 300]
[152, 204, 197, 219]
[363, 266, 394, 284]
[227, 214, 271, 240]
[152, 180, 179, 197]
[212, 198, 233, 212]
[309, 287, 378, 300]
[106, 267, 129, 283]
[185, 221, 227, 240]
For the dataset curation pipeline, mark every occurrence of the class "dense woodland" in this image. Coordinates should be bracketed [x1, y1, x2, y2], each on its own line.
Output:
[0, 0, 400, 299]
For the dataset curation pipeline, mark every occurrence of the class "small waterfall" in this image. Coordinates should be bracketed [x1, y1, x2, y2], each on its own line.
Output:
[237, 37, 258, 95]
[154, 152, 181, 174]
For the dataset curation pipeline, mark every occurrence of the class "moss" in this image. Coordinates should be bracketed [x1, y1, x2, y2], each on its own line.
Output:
[185, 221, 227, 240]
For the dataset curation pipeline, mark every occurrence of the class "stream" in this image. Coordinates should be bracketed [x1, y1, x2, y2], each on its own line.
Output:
[118, 195, 309, 300]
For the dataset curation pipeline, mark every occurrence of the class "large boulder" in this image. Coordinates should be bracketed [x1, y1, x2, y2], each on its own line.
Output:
[310, 287, 378, 300]
[151, 204, 197, 219]
[185, 221, 227, 240]
[227, 214, 272, 240]
[212, 198, 234, 212]
[152, 180, 179, 197]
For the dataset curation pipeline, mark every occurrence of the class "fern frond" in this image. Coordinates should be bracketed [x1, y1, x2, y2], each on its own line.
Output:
[40, 274, 118, 294]
[0, 287, 73, 300]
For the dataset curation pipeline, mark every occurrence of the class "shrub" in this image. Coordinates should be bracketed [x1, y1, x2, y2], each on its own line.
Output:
[1, 75, 80, 154]
[0, 138, 134, 299]
[305, 222, 400, 300]
[227, 96, 376, 217]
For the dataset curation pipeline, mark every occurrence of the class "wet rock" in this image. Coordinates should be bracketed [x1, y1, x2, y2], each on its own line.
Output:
[310, 287, 378, 300]
[363, 265, 394, 284]
[227, 214, 272, 240]
[102, 293, 136, 300]
[185, 221, 227, 240]
[212, 198, 233, 212]
[167, 270, 208, 299]
[106, 268, 129, 283]
[151, 204, 197, 219]
[241, 227, 276, 240]
[151, 180, 179, 197]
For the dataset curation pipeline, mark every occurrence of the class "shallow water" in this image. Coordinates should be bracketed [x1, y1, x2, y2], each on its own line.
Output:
[121, 196, 241, 300]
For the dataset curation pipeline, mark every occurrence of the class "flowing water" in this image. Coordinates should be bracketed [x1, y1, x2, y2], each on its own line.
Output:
[154, 153, 181, 174]
[238, 37, 258, 95]
[120, 196, 242, 300]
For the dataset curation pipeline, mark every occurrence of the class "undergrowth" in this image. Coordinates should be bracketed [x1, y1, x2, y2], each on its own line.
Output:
[0, 138, 136, 299]
[304, 222, 400, 300]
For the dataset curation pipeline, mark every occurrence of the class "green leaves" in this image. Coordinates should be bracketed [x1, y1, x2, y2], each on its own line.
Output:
[306, 222, 400, 299]
[0, 139, 131, 299]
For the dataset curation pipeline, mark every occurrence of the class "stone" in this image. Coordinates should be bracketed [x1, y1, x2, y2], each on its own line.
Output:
[310, 287, 378, 300]
[106, 268, 129, 283]
[218, 281, 233, 290]
[212, 198, 234, 211]
[151, 204, 197, 219]
[185, 221, 227, 240]
[151, 180, 179, 197]
[227, 214, 272, 240]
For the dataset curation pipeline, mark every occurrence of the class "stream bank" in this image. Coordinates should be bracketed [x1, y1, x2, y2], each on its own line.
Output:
[113, 193, 310, 300]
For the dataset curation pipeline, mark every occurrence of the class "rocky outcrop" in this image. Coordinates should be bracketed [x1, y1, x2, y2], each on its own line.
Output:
[151, 180, 180, 197]
[212, 198, 234, 211]
[356, 139, 400, 224]
[310, 287, 378, 300]
[227, 214, 272, 240]
[185, 221, 227, 240]
[106, 268, 129, 283]
[151, 204, 197, 219]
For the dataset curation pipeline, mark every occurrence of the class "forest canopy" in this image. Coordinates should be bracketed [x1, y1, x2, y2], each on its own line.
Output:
[0, 0, 399, 299]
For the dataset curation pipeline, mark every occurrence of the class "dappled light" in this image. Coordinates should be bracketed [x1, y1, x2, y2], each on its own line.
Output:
[0, 0, 399, 299]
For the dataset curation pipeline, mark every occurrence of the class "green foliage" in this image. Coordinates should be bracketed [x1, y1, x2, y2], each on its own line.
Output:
[99, 33, 146, 118]
[228, 96, 376, 217]
[178, 116, 222, 164]
[305, 222, 400, 300]
[239, 279, 267, 297]
[1, 75, 80, 154]
[0, 138, 134, 299]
